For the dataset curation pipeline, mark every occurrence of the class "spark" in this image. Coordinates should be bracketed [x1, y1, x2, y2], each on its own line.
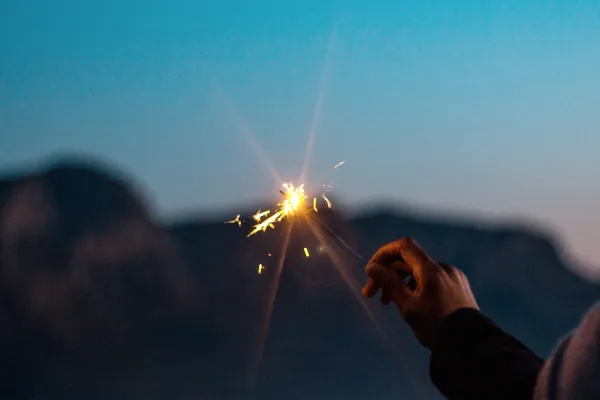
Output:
[258, 264, 265, 274]
[304, 247, 310, 257]
[322, 194, 332, 209]
[313, 197, 318, 212]
[268, 253, 272, 257]
[334, 161, 346, 168]
[253, 209, 270, 222]
[225, 214, 242, 227]
[247, 183, 309, 237]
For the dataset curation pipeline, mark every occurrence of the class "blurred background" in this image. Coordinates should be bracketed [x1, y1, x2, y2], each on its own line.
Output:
[1, 1, 599, 398]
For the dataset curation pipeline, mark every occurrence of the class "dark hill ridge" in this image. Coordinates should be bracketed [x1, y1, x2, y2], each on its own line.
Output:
[0, 159, 598, 399]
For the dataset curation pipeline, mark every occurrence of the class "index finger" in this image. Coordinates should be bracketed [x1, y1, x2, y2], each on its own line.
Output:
[369, 237, 437, 275]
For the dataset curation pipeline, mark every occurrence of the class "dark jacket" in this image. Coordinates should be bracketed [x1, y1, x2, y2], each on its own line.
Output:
[430, 308, 544, 400]
[430, 303, 600, 400]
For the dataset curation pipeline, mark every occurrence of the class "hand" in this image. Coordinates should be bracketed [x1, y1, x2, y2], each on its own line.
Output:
[362, 237, 479, 349]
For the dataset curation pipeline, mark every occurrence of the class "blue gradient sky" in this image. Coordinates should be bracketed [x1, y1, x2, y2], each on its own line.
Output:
[1, 1, 599, 275]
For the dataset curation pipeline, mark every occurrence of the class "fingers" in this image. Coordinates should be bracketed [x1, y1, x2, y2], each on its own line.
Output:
[390, 260, 413, 277]
[439, 263, 467, 283]
[369, 237, 439, 292]
[362, 262, 410, 301]
[364, 262, 413, 302]
[365, 263, 396, 289]
[369, 240, 406, 266]
[438, 262, 459, 277]
[361, 277, 395, 304]
[365, 262, 412, 286]
[361, 279, 378, 297]
[396, 237, 437, 271]
[370, 237, 437, 271]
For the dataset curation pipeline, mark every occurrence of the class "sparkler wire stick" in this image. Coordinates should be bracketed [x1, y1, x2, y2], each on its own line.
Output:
[308, 213, 366, 262]
[309, 213, 417, 289]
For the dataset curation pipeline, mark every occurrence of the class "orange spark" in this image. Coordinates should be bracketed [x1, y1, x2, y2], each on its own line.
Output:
[253, 209, 270, 222]
[225, 214, 243, 227]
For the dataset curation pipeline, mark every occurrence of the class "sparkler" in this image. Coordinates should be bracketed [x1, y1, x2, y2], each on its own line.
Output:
[227, 160, 345, 237]
[246, 183, 308, 237]
[225, 182, 418, 290]
[226, 179, 368, 264]
[224, 160, 374, 276]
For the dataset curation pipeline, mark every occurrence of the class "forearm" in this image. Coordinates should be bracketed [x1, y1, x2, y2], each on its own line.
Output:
[430, 308, 544, 400]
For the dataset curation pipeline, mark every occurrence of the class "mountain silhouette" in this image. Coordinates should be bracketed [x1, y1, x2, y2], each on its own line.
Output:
[0, 158, 597, 399]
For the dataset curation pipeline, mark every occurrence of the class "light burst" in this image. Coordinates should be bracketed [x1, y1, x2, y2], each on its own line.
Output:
[247, 183, 309, 237]
[226, 182, 332, 239]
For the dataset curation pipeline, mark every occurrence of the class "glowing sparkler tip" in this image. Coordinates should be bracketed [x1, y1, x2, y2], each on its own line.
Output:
[247, 183, 308, 237]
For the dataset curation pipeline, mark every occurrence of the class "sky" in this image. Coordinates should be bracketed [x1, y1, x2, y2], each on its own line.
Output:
[1, 0, 600, 277]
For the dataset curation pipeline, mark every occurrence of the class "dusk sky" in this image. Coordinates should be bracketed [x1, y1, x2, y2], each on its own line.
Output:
[1, 1, 599, 277]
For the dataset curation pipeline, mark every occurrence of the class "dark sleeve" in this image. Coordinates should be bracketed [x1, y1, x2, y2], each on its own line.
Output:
[430, 308, 545, 400]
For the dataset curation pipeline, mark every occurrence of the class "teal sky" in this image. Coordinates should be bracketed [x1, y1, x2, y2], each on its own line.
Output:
[1, 1, 599, 276]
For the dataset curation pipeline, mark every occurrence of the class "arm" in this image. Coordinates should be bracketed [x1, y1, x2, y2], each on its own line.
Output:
[430, 308, 544, 400]
[362, 237, 544, 400]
